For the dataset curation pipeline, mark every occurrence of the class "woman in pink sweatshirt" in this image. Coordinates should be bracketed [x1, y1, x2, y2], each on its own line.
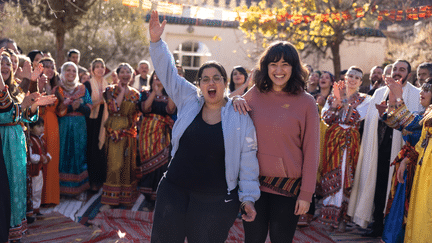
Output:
[234, 41, 320, 243]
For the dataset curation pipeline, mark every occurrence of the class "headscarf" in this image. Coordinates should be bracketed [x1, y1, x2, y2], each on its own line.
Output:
[60, 62, 79, 93]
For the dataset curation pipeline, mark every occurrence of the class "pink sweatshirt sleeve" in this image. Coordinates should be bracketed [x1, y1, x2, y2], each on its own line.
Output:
[298, 96, 320, 202]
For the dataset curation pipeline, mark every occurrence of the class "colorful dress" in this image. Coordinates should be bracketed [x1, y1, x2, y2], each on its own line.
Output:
[0, 88, 12, 242]
[381, 103, 422, 243]
[55, 85, 92, 195]
[318, 93, 371, 228]
[404, 121, 432, 242]
[136, 91, 174, 202]
[101, 85, 140, 206]
[0, 87, 37, 241]
[41, 103, 60, 205]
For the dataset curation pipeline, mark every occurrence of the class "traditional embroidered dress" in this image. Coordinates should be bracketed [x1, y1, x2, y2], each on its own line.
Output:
[318, 93, 370, 227]
[380, 103, 422, 243]
[404, 124, 432, 242]
[101, 85, 140, 206]
[55, 85, 92, 195]
[137, 91, 174, 201]
[0, 85, 38, 241]
[40, 103, 60, 205]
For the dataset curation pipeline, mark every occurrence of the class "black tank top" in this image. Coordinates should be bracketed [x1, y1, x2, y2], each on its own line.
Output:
[166, 109, 227, 193]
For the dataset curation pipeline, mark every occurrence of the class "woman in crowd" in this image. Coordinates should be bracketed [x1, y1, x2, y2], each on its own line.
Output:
[228, 66, 249, 97]
[318, 66, 371, 232]
[316, 71, 335, 107]
[100, 63, 140, 207]
[27, 50, 43, 70]
[54, 61, 91, 199]
[137, 71, 176, 211]
[404, 80, 432, 242]
[306, 70, 321, 97]
[377, 78, 430, 243]
[234, 42, 320, 242]
[149, 11, 260, 242]
[87, 58, 109, 192]
[1, 49, 56, 242]
[38, 57, 61, 206]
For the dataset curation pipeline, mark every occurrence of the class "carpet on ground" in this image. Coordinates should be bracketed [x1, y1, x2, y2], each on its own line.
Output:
[88, 209, 336, 243]
[21, 212, 99, 243]
[77, 193, 148, 226]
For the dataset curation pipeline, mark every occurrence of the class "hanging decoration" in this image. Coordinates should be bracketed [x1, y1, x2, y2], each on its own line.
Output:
[121, 0, 432, 24]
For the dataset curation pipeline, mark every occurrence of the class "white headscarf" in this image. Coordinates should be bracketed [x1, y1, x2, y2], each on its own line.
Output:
[60, 61, 79, 93]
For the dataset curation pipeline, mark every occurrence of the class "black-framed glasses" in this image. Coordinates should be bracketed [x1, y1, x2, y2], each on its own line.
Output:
[200, 75, 224, 84]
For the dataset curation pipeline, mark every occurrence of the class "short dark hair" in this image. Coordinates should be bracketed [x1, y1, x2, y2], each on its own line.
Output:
[196, 61, 228, 85]
[394, 59, 411, 74]
[67, 49, 80, 58]
[229, 66, 248, 92]
[418, 62, 432, 76]
[29, 117, 44, 129]
[254, 41, 307, 94]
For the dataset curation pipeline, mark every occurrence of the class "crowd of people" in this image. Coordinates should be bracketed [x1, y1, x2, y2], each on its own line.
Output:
[2, 9, 432, 243]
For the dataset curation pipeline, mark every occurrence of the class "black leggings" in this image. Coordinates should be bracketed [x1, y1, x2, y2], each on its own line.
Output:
[151, 178, 240, 243]
[243, 191, 300, 243]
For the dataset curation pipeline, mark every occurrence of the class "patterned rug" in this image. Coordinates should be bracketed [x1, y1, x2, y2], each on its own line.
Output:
[77, 192, 148, 226]
[87, 209, 336, 243]
[22, 212, 99, 243]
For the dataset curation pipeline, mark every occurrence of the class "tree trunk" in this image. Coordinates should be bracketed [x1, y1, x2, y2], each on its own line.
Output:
[55, 29, 66, 67]
[331, 43, 341, 79]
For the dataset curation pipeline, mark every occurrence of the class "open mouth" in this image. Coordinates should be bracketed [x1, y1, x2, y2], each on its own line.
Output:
[393, 75, 402, 80]
[208, 88, 216, 98]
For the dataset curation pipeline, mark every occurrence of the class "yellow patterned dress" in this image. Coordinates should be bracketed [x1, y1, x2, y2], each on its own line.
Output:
[101, 85, 140, 206]
[404, 125, 432, 242]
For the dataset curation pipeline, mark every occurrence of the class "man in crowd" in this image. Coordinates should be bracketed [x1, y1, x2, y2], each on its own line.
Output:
[415, 62, 432, 87]
[360, 65, 384, 94]
[131, 60, 150, 92]
[67, 49, 87, 73]
[348, 59, 422, 237]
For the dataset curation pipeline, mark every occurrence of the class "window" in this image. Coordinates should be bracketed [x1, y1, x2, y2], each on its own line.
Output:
[173, 41, 211, 83]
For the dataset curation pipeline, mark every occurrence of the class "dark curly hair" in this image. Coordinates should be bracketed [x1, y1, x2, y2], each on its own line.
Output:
[254, 41, 307, 94]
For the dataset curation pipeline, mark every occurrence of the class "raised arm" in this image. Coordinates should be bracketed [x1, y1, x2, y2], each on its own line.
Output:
[149, 10, 197, 109]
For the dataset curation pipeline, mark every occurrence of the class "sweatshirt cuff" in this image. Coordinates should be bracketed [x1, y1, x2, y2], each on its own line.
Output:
[298, 190, 314, 203]
[149, 39, 163, 50]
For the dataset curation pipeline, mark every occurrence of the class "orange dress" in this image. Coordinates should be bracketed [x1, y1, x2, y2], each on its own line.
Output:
[41, 103, 60, 205]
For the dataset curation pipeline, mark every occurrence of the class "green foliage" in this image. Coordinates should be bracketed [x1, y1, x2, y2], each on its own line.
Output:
[1, 0, 149, 70]
[66, 0, 149, 70]
[0, 3, 55, 55]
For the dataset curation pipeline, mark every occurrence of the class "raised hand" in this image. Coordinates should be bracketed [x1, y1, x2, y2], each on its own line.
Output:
[21, 60, 32, 80]
[375, 100, 388, 117]
[34, 94, 57, 107]
[31, 63, 44, 81]
[385, 76, 403, 102]
[149, 10, 166, 43]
